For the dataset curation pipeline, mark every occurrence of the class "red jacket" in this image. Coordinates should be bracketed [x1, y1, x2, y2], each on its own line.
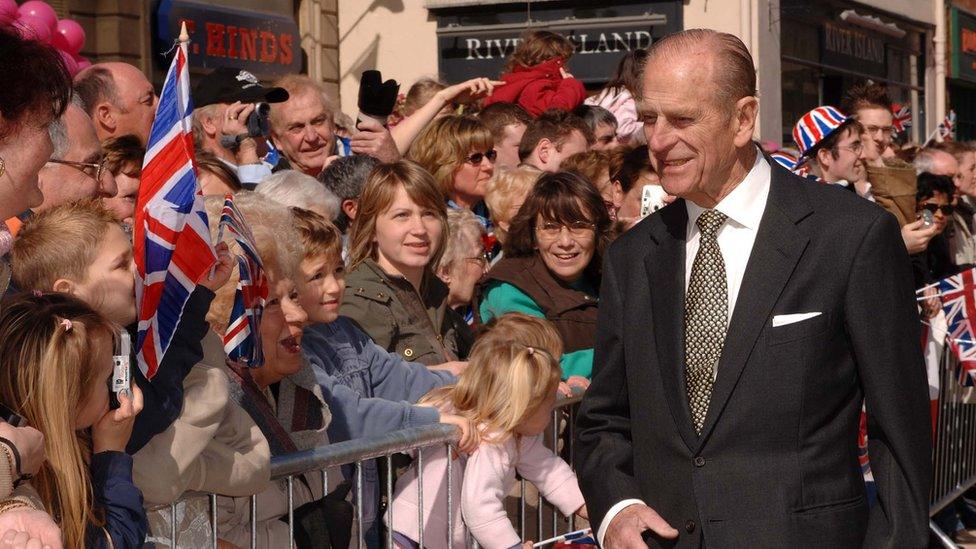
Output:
[483, 58, 586, 117]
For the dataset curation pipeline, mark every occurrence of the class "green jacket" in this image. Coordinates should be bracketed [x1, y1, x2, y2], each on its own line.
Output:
[341, 259, 473, 365]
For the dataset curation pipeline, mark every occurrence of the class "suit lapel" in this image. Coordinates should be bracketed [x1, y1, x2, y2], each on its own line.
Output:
[695, 169, 813, 448]
[644, 202, 699, 451]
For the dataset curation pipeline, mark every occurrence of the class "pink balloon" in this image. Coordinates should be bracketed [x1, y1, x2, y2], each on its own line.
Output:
[0, 0, 18, 26]
[75, 56, 91, 71]
[16, 1, 56, 33]
[59, 50, 78, 77]
[14, 14, 52, 43]
[54, 19, 84, 54]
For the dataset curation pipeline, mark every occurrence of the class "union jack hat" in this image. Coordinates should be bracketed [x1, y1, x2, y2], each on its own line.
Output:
[792, 106, 851, 158]
[769, 150, 799, 172]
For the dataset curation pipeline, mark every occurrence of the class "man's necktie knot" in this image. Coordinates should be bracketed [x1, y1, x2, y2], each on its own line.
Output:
[696, 210, 727, 239]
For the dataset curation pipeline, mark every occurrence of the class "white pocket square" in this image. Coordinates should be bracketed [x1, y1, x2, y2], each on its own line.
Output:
[772, 312, 822, 327]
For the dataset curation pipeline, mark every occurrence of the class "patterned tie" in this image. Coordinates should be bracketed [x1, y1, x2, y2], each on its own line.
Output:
[685, 209, 728, 434]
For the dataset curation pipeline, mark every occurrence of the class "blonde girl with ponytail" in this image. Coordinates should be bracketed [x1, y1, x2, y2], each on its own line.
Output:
[387, 312, 588, 549]
[0, 293, 147, 548]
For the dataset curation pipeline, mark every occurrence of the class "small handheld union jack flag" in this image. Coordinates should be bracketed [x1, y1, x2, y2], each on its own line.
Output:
[938, 110, 957, 141]
[219, 195, 269, 367]
[133, 23, 216, 379]
[937, 267, 976, 386]
[891, 103, 911, 134]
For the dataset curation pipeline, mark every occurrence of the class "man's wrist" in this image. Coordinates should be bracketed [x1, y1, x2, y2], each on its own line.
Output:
[598, 499, 646, 548]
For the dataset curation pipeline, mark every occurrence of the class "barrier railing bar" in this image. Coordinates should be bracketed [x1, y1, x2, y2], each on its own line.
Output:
[386, 455, 394, 549]
[210, 493, 217, 549]
[417, 448, 425, 549]
[286, 476, 295, 549]
[170, 502, 177, 547]
[356, 461, 365, 549]
[249, 494, 257, 549]
[447, 442, 454, 547]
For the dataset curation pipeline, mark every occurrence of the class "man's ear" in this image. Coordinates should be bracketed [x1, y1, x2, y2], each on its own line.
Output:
[94, 102, 116, 134]
[201, 113, 221, 139]
[732, 96, 759, 148]
[51, 278, 76, 295]
[815, 146, 832, 172]
[536, 139, 553, 165]
[342, 199, 358, 221]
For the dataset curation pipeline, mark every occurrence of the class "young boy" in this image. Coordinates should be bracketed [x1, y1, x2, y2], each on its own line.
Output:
[291, 207, 468, 544]
[10, 199, 232, 453]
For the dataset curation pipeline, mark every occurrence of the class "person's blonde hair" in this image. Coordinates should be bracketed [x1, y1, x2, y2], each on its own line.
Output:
[292, 207, 343, 265]
[562, 150, 612, 187]
[347, 160, 449, 270]
[484, 167, 538, 244]
[403, 78, 447, 118]
[203, 192, 303, 332]
[505, 30, 575, 73]
[11, 200, 120, 291]
[422, 313, 563, 443]
[435, 208, 485, 277]
[0, 293, 118, 548]
[408, 115, 494, 198]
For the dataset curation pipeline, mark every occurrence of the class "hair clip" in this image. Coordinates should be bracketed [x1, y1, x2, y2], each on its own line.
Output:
[60, 319, 72, 332]
[31, 290, 42, 297]
[526, 346, 535, 355]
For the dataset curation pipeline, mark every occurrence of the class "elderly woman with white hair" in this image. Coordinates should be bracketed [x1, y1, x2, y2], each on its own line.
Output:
[434, 208, 487, 325]
[256, 169, 342, 222]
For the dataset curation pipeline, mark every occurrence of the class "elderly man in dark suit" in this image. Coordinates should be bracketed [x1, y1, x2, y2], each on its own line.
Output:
[575, 29, 931, 548]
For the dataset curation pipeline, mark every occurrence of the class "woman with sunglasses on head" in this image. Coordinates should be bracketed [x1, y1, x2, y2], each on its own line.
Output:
[478, 171, 612, 389]
[409, 115, 502, 258]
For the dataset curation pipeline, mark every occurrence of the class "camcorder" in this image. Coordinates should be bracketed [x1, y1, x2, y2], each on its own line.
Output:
[219, 102, 272, 150]
[357, 70, 400, 129]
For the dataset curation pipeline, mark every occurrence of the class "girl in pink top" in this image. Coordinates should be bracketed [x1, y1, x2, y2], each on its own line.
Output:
[386, 313, 588, 548]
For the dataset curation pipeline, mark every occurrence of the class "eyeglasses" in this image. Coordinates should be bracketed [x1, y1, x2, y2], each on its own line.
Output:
[834, 141, 863, 155]
[465, 150, 497, 165]
[462, 254, 489, 272]
[919, 203, 955, 216]
[863, 125, 896, 137]
[535, 221, 597, 239]
[48, 157, 108, 182]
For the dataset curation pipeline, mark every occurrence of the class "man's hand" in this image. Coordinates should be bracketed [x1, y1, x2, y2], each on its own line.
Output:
[350, 118, 400, 163]
[901, 218, 938, 255]
[603, 504, 678, 549]
[221, 102, 254, 137]
[0, 507, 63, 549]
[0, 424, 44, 477]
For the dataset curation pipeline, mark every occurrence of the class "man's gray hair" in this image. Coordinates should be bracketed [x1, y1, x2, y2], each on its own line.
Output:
[643, 29, 757, 109]
[317, 155, 381, 232]
[48, 95, 87, 160]
[256, 169, 341, 221]
[914, 147, 951, 176]
[72, 66, 120, 117]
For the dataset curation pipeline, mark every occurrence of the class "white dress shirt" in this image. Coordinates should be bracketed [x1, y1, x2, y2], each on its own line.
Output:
[597, 150, 772, 547]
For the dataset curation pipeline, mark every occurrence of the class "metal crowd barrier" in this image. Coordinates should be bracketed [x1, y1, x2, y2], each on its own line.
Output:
[152, 392, 584, 548]
[929, 347, 976, 547]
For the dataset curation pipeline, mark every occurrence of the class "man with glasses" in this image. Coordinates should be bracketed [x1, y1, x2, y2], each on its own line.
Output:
[841, 81, 896, 165]
[792, 106, 867, 192]
[35, 99, 117, 215]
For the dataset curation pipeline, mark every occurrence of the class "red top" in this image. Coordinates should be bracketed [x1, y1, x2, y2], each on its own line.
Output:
[483, 58, 586, 117]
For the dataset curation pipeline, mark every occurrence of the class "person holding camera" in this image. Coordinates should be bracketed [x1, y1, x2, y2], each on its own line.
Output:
[191, 68, 290, 190]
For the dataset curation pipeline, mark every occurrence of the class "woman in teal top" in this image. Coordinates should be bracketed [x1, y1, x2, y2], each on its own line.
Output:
[478, 171, 612, 382]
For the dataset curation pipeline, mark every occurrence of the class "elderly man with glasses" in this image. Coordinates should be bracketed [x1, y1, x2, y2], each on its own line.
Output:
[33, 98, 117, 217]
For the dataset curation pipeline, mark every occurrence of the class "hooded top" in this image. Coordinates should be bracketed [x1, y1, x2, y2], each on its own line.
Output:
[483, 58, 586, 117]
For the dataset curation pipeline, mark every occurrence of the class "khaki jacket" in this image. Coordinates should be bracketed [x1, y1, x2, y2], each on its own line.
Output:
[867, 158, 917, 227]
[341, 259, 473, 365]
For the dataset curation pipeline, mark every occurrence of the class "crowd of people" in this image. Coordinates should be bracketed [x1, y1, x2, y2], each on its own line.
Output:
[0, 19, 964, 548]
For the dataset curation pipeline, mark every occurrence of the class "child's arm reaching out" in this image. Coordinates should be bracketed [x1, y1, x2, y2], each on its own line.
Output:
[514, 435, 586, 519]
[460, 439, 524, 549]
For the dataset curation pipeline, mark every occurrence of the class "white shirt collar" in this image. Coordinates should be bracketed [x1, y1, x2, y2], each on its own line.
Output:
[685, 148, 770, 231]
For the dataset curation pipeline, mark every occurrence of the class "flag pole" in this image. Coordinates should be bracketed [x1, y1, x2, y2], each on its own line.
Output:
[179, 21, 189, 43]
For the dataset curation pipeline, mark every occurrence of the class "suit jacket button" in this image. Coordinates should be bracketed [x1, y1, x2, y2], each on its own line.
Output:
[685, 520, 696, 533]
[693, 456, 706, 467]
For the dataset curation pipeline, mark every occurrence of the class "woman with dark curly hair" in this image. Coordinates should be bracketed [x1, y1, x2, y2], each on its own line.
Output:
[478, 171, 612, 383]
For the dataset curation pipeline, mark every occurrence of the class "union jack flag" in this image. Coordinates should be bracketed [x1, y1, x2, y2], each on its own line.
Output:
[938, 110, 957, 141]
[937, 267, 976, 386]
[892, 103, 912, 134]
[769, 150, 799, 172]
[133, 36, 215, 379]
[219, 195, 268, 366]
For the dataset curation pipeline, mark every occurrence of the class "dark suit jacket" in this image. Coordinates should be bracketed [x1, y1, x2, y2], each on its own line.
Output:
[575, 164, 932, 548]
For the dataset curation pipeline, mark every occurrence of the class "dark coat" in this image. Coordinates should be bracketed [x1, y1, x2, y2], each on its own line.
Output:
[575, 163, 932, 547]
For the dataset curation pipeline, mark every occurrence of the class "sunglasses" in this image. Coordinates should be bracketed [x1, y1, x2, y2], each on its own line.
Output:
[465, 150, 497, 165]
[919, 203, 954, 216]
